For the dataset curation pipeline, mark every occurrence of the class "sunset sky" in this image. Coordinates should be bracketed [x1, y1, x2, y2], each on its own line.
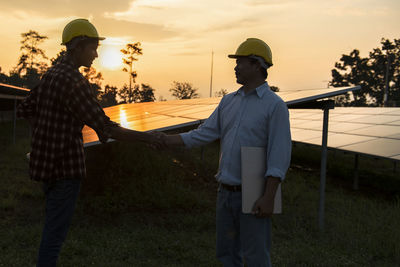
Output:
[0, 0, 399, 100]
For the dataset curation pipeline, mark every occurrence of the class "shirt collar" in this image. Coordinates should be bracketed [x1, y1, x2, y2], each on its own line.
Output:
[234, 82, 269, 98]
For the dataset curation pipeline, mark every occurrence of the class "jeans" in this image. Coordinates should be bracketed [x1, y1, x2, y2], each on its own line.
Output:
[37, 179, 81, 267]
[216, 186, 271, 267]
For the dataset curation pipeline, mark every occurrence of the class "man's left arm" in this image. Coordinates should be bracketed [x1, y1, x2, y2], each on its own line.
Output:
[252, 101, 292, 218]
[252, 176, 281, 217]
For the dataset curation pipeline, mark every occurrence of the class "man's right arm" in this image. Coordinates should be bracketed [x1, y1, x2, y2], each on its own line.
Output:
[164, 134, 185, 147]
[66, 79, 166, 148]
[110, 126, 166, 149]
[168, 100, 223, 149]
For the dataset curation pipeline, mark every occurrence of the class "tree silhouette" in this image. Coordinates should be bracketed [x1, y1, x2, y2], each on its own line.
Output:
[138, 84, 156, 102]
[0, 67, 8, 83]
[118, 84, 137, 104]
[214, 88, 228, 97]
[12, 30, 48, 88]
[99, 85, 119, 107]
[169, 81, 199, 99]
[121, 42, 143, 92]
[330, 38, 400, 107]
[158, 96, 167, 102]
[15, 30, 48, 76]
[117, 83, 156, 104]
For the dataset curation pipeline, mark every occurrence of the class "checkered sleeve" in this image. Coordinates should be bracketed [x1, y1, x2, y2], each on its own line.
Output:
[66, 78, 118, 143]
[17, 85, 38, 119]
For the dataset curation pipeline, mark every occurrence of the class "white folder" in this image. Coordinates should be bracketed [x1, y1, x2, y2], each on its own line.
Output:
[241, 147, 282, 214]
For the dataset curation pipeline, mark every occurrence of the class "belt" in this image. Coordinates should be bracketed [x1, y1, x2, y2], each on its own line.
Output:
[219, 183, 242, 192]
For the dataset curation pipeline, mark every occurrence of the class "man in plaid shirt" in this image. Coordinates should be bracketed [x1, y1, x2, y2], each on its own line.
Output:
[17, 19, 163, 267]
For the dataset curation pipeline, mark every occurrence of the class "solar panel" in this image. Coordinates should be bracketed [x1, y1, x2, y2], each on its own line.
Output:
[350, 115, 399, 124]
[338, 138, 400, 158]
[291, 129, 327, 142]
[328, 122, 371, 133]
[388, 120, 400, 126]
[290, 108, 400, 160]
[348, 125, 400, 138]
[306, 133, 375, 148]
[281, 86, 360, 106]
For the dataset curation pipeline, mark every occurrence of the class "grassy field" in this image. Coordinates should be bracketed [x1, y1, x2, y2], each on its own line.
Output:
[0, 120, 399, 266]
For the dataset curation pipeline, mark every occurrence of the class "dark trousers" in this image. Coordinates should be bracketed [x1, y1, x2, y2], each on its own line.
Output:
[216, 186, 271, 267]
[37, 179, 81, 267]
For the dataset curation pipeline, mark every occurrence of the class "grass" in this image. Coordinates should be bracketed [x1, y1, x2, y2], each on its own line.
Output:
[0, 120, 399, 266]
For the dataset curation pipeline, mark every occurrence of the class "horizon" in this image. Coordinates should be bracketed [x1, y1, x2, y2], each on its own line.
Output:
[0, 0, 399, 100]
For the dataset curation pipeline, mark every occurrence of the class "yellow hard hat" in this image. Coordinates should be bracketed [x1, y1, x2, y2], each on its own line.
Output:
[61, 18, 105, 45]
[228, 38, 273, 66]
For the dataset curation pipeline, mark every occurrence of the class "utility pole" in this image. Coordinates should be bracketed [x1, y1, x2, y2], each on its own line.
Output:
[209, 50, 214, 97]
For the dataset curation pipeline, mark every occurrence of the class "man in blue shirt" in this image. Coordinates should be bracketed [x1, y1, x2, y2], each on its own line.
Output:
[165, 38, 291, 266]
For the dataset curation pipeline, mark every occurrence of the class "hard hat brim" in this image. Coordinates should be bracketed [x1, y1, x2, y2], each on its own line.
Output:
[228, 54, 246, 58]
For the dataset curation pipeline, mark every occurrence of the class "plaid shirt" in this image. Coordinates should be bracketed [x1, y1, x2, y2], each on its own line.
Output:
[17, 57, 118, 182]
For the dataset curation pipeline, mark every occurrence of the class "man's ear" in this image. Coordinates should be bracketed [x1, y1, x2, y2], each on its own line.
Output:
[74, 45, 84, 53]
[253, 61, 262, 71]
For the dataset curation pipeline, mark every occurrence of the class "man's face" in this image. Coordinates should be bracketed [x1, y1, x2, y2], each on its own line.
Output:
[234, 57, 259, 85]
[76, 42, 98, 68]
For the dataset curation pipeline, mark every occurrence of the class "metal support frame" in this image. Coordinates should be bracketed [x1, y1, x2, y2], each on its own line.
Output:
[318, 103, 332, 231]
[13, 96, 17, 144]
[290, 99, 334, 231]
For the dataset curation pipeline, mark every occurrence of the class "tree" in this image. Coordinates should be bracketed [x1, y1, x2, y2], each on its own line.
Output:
[118, 84, 137, 104]
[13, 30, 48, 88]
[15, 30, 48, 76]
[121, 42, 143, 92]
[169, 81, 199, 99]
[330, 38, 400, 107]
[0, 67, 8, 83]
[99, 84, 118, 107]
[117, 83, 156, 104]
[214, 88, 228, 97]
[137, 83, 156, 103]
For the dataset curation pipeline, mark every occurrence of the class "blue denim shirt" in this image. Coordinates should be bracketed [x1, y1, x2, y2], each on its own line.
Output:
[180, 82, 292, 185]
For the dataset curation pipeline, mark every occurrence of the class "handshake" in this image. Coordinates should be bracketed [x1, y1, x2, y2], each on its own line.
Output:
[108, 126, 183, 150]
[146, 131, 183, 150]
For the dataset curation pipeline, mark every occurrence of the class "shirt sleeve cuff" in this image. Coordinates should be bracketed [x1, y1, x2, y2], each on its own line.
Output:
[265, 168, 286, 181]
[180, 132, 193, 148]
[98, 119, 119, 144]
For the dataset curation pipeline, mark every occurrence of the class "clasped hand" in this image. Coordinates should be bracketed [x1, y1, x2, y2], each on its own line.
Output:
[147, 131, 167, 150]
[147, 132, 183, 150]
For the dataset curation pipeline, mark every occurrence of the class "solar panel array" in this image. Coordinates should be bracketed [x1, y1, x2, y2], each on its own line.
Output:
[83, 92, 400, 162]
[83, 86, 361, 145]
[290, 107, 400, 161]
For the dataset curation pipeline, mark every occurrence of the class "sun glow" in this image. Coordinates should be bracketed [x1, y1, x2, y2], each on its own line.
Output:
[119, 108, 129, 128]
[99, 46, 123, 70]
